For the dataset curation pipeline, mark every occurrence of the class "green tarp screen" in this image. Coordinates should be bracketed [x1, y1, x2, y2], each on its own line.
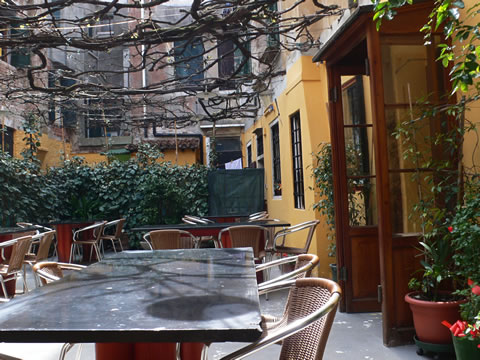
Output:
[208, 169, 264, 216]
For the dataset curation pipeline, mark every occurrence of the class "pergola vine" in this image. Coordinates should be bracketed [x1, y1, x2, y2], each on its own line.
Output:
[0, 0, 343, 131]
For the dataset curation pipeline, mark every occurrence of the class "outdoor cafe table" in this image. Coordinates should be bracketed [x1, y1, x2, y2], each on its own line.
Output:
[0, 248, 263, 360]
[133, 219, 290, 248]
[47, 220, 96, 262]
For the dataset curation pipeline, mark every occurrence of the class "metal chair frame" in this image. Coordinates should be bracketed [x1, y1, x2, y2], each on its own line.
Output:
[221, 278, 341, 360]
[267, 220, 320, 259]
[100, 218, 126, 254]
[23, 230, 56, 289]
[256, 253, 319, 291]
[182, 215, 216, 248]
[0, 236, 32, 299]
[33, 261, 86, 285]
[182, 215, 214, 224]
[69, 222, 106, 263]
[32, 261, 86, 360]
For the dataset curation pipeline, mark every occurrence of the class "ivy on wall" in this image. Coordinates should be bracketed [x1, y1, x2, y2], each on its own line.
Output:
[0, 147, 209, 248]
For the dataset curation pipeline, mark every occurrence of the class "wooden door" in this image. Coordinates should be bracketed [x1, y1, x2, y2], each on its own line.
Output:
[330, 66, 381, 313]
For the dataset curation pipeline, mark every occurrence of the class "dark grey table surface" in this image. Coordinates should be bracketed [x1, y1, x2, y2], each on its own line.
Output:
[132, 219, 290, 232]
[0, 227, 38, 236]
[0, 248, 262, 343]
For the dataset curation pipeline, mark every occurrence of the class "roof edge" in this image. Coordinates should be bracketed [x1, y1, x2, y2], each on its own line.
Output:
[312, 4, 374, 63]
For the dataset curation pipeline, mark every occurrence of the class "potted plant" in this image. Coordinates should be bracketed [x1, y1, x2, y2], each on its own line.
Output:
[443, 312, 480, 359]
[441, 185, 480, 357]
[405, 226, 464, 345]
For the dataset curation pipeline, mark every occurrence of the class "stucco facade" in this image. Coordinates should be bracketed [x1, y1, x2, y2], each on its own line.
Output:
[244, 56, 332, 277]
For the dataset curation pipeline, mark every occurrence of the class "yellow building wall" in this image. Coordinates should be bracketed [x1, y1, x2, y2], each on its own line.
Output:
[72, 148, 199, 166]
[245, 56, 333, 278]
[13, 129, 72, 169]
[459, 0, 480, 170]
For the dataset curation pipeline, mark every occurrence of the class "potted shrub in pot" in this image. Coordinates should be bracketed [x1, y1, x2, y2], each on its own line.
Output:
[405, 227, 464, 345]
[441, 188, 480, 357]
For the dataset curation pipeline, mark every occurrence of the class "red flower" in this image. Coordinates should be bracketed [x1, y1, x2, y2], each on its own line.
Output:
[468, 279, 480, 296]
[447, 226, 453, 233]
[444, 319, 480, 339]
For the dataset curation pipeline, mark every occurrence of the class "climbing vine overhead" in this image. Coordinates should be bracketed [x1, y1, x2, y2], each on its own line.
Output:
[0, 0, 343, 130]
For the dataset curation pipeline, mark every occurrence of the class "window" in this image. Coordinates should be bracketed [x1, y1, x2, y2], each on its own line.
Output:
[256, 133, 263, 158]
[382, 35, 450, 234]
[246, 142, 252, 168]
[60, 77, 76, 127]
[215, 137, 242, 168]
[218, 39, 251, 80]
[270, 121, 282, 196]
[290, 111, 304, 209]
[97, 16, 114, 38]
[267, 3, 280, 49]
[85, 99, 121, 138]
[0, 126, 13, 156]
[10, 21, 30, 68]
[47, 72, 77, 127]
[174, 38, 204, 82]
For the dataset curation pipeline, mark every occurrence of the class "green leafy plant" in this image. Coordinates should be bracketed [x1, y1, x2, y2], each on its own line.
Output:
[312, 143, 336, 257]
[0, 148, 209, 249]
[69, 195, 102, 221]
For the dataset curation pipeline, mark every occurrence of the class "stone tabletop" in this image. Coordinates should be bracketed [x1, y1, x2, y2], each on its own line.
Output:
[0, 248, 262, 343]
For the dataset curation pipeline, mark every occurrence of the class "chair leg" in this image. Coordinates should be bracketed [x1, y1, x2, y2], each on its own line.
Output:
[69, 244, 75, 263]
[20, 270, 28, 294]
[93, 244, 102, 262]
[0, 277, 8, 299]
[201, 344, 210, 360]
[117, 237, 123, 251]
[109, 239, 117, 253]
[175, 343, 181, 360]
[59, 342, 77, 360]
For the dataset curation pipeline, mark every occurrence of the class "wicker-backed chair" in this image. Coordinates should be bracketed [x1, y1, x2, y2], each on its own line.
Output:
[69, 222, 106, 263]
[100, 218, 126, 254]
[218, 225, 268, 261]
[143, 230, 198, 250]
[23, 230, 56, 288]
[0, 236, 32, 299]
[266, 220, 320, 261]
[32, 261, 86, 360]
[32, 261, 86, 286]
[221, 278, 341, 360]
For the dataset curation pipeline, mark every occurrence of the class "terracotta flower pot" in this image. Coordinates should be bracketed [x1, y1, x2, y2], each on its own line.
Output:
[405, 292, 465, 344]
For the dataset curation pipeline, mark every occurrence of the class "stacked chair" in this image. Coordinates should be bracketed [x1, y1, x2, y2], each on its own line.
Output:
[182, 215, 215, 248]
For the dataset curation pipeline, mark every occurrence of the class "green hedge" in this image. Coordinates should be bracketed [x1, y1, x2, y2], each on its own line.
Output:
[0, 152, 208, 248]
